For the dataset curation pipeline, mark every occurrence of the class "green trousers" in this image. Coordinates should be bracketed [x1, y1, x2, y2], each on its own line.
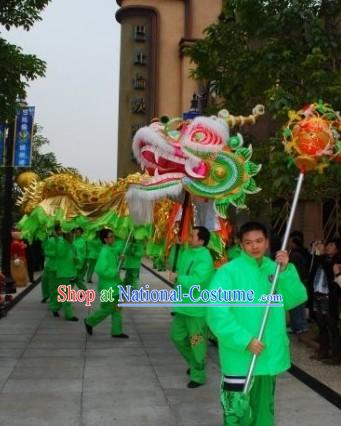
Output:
[220, 375, 276, 425]
[123, 268, 140, 289]
[41, 269, 50, 300]
[48, 270, 57, 312]
[76, 265, 87, 290]
[86, 300, 122, 335]
[153, 256, 165, 271]
[170, 313, 208, 384]
[49, 275, 76, 320]
[86, 259, 96, 282]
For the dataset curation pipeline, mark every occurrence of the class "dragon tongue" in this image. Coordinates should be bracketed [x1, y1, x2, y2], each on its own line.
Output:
[154, 168, 159, 176]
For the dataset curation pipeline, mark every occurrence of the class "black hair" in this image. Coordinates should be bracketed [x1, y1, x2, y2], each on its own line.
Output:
[290, 230, 304, 247]
[326, 237, 341, 251]
[193, 226, 210, 247]
[54, 224, 62, 232]
[239, 222, 268, 240]
[63, 231, 73, 239]
[99, 228, 113, 244]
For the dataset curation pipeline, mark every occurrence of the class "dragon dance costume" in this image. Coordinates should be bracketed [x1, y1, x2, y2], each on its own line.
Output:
[208, 251, 307, 425]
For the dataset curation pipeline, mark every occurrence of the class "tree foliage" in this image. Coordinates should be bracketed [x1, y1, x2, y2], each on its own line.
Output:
[0, 0, 51, 121]
[187, 0, 341, 218]
[29, 124, 62, 178]
[0, 125, 79, 222]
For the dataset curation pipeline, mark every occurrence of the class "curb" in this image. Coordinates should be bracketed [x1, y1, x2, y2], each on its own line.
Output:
[0, 274, 42, 318]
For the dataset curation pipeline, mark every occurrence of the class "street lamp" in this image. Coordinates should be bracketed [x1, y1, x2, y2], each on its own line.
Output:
[1, 117, 16, 296]
[0, 99, 28, 298]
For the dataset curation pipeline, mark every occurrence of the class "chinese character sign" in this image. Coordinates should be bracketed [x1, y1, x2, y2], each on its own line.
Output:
[0, 123, 5, 165]
[13, 106, 35, 167]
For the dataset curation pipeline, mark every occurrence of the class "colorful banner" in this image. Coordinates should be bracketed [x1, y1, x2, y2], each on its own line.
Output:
[13, 106, 35, 167]
[0, 123, 5, 166]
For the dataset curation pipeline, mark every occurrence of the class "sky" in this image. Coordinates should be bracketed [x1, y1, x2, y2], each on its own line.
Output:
[5, 0, 121, 181]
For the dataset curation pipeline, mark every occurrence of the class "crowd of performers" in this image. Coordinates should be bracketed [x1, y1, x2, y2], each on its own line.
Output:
[39, 225, 143, 337]
[4, 221, 341, 425]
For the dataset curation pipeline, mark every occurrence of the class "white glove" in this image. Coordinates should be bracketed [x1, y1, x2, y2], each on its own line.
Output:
[13, 258, 21, 266]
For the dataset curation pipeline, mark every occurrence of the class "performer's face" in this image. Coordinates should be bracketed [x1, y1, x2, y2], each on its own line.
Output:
[55, 228, 62, 237]
[189, 229, 203, 248]
[64, 232, 74, 243]
[240, 230, 268, 260]
[104, 233, 114, 245]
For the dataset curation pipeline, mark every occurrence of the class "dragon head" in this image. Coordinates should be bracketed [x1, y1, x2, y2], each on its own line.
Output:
[127, 105, 264, 217]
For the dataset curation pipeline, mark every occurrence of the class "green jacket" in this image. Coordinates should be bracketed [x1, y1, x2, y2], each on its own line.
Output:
[227, 244, 241, 261]
[167, 244, 185, 271]
[112, 239, 125, 257]
[87, 237, 102, 260]
[123, 241, 144, 269]
[207, 251, 307, 376]
[73, 236, 87, 271]
[55, 238, 77, 279]
[174, 246, 214, 317]
[43, 236, 59, 271]
[95, 244, 120, 292]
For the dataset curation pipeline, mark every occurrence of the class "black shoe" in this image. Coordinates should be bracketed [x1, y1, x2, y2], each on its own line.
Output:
[112, 333, 129, 338]
[67, 316, 79, 322]
[208, 338, 218, 347]
[41, 297, 48, 303]
[186, 368, 190, 375]
[187, 381, 203, 388]
[52, 311, 60, 318]
[84, 319, 93, 336]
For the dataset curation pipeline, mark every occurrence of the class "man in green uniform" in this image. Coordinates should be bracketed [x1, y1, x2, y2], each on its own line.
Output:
[53, 231, 79, 321]
[169, 226, 214, 388]
[86, 231, 102, 283]
[208, 221, 307, 425]
[123, 238, 144, 289]
[84, 228, 128, 338]
[41, 224, 63, 304]
[73, 227, 87, 290]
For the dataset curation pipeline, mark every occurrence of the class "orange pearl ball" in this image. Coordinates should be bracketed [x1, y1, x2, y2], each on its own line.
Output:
[293, 117, 332, 155]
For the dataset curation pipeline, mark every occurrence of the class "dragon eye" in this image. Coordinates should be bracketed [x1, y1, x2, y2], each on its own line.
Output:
[213, 165, 227, 180]
[193, 131, 205, 141]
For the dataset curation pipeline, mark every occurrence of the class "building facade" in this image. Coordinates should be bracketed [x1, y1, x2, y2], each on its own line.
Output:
[115, 0, 223, 177]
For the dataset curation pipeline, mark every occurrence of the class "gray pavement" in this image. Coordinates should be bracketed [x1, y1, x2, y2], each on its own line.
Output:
[0, 268, 340, 426]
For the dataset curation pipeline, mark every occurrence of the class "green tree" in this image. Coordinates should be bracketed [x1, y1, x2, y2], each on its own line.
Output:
[0, 0, 51, 121]
[28, 124, 62, 178]
[187, 0, 341, 219]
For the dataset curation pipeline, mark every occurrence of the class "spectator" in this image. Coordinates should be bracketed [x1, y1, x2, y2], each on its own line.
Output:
[287, 231, 310, 340]
[10, 228, 29, 287]
[309, 238, 341, 364]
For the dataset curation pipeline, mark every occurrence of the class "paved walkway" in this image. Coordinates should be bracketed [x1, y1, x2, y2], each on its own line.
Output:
[0, 267, 340, 426]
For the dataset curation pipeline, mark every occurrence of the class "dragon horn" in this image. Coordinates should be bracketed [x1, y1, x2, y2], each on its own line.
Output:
[218, 104, 265, 127]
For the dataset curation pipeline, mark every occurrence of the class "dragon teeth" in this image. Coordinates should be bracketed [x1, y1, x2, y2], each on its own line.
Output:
[154, 148, 160, 164]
